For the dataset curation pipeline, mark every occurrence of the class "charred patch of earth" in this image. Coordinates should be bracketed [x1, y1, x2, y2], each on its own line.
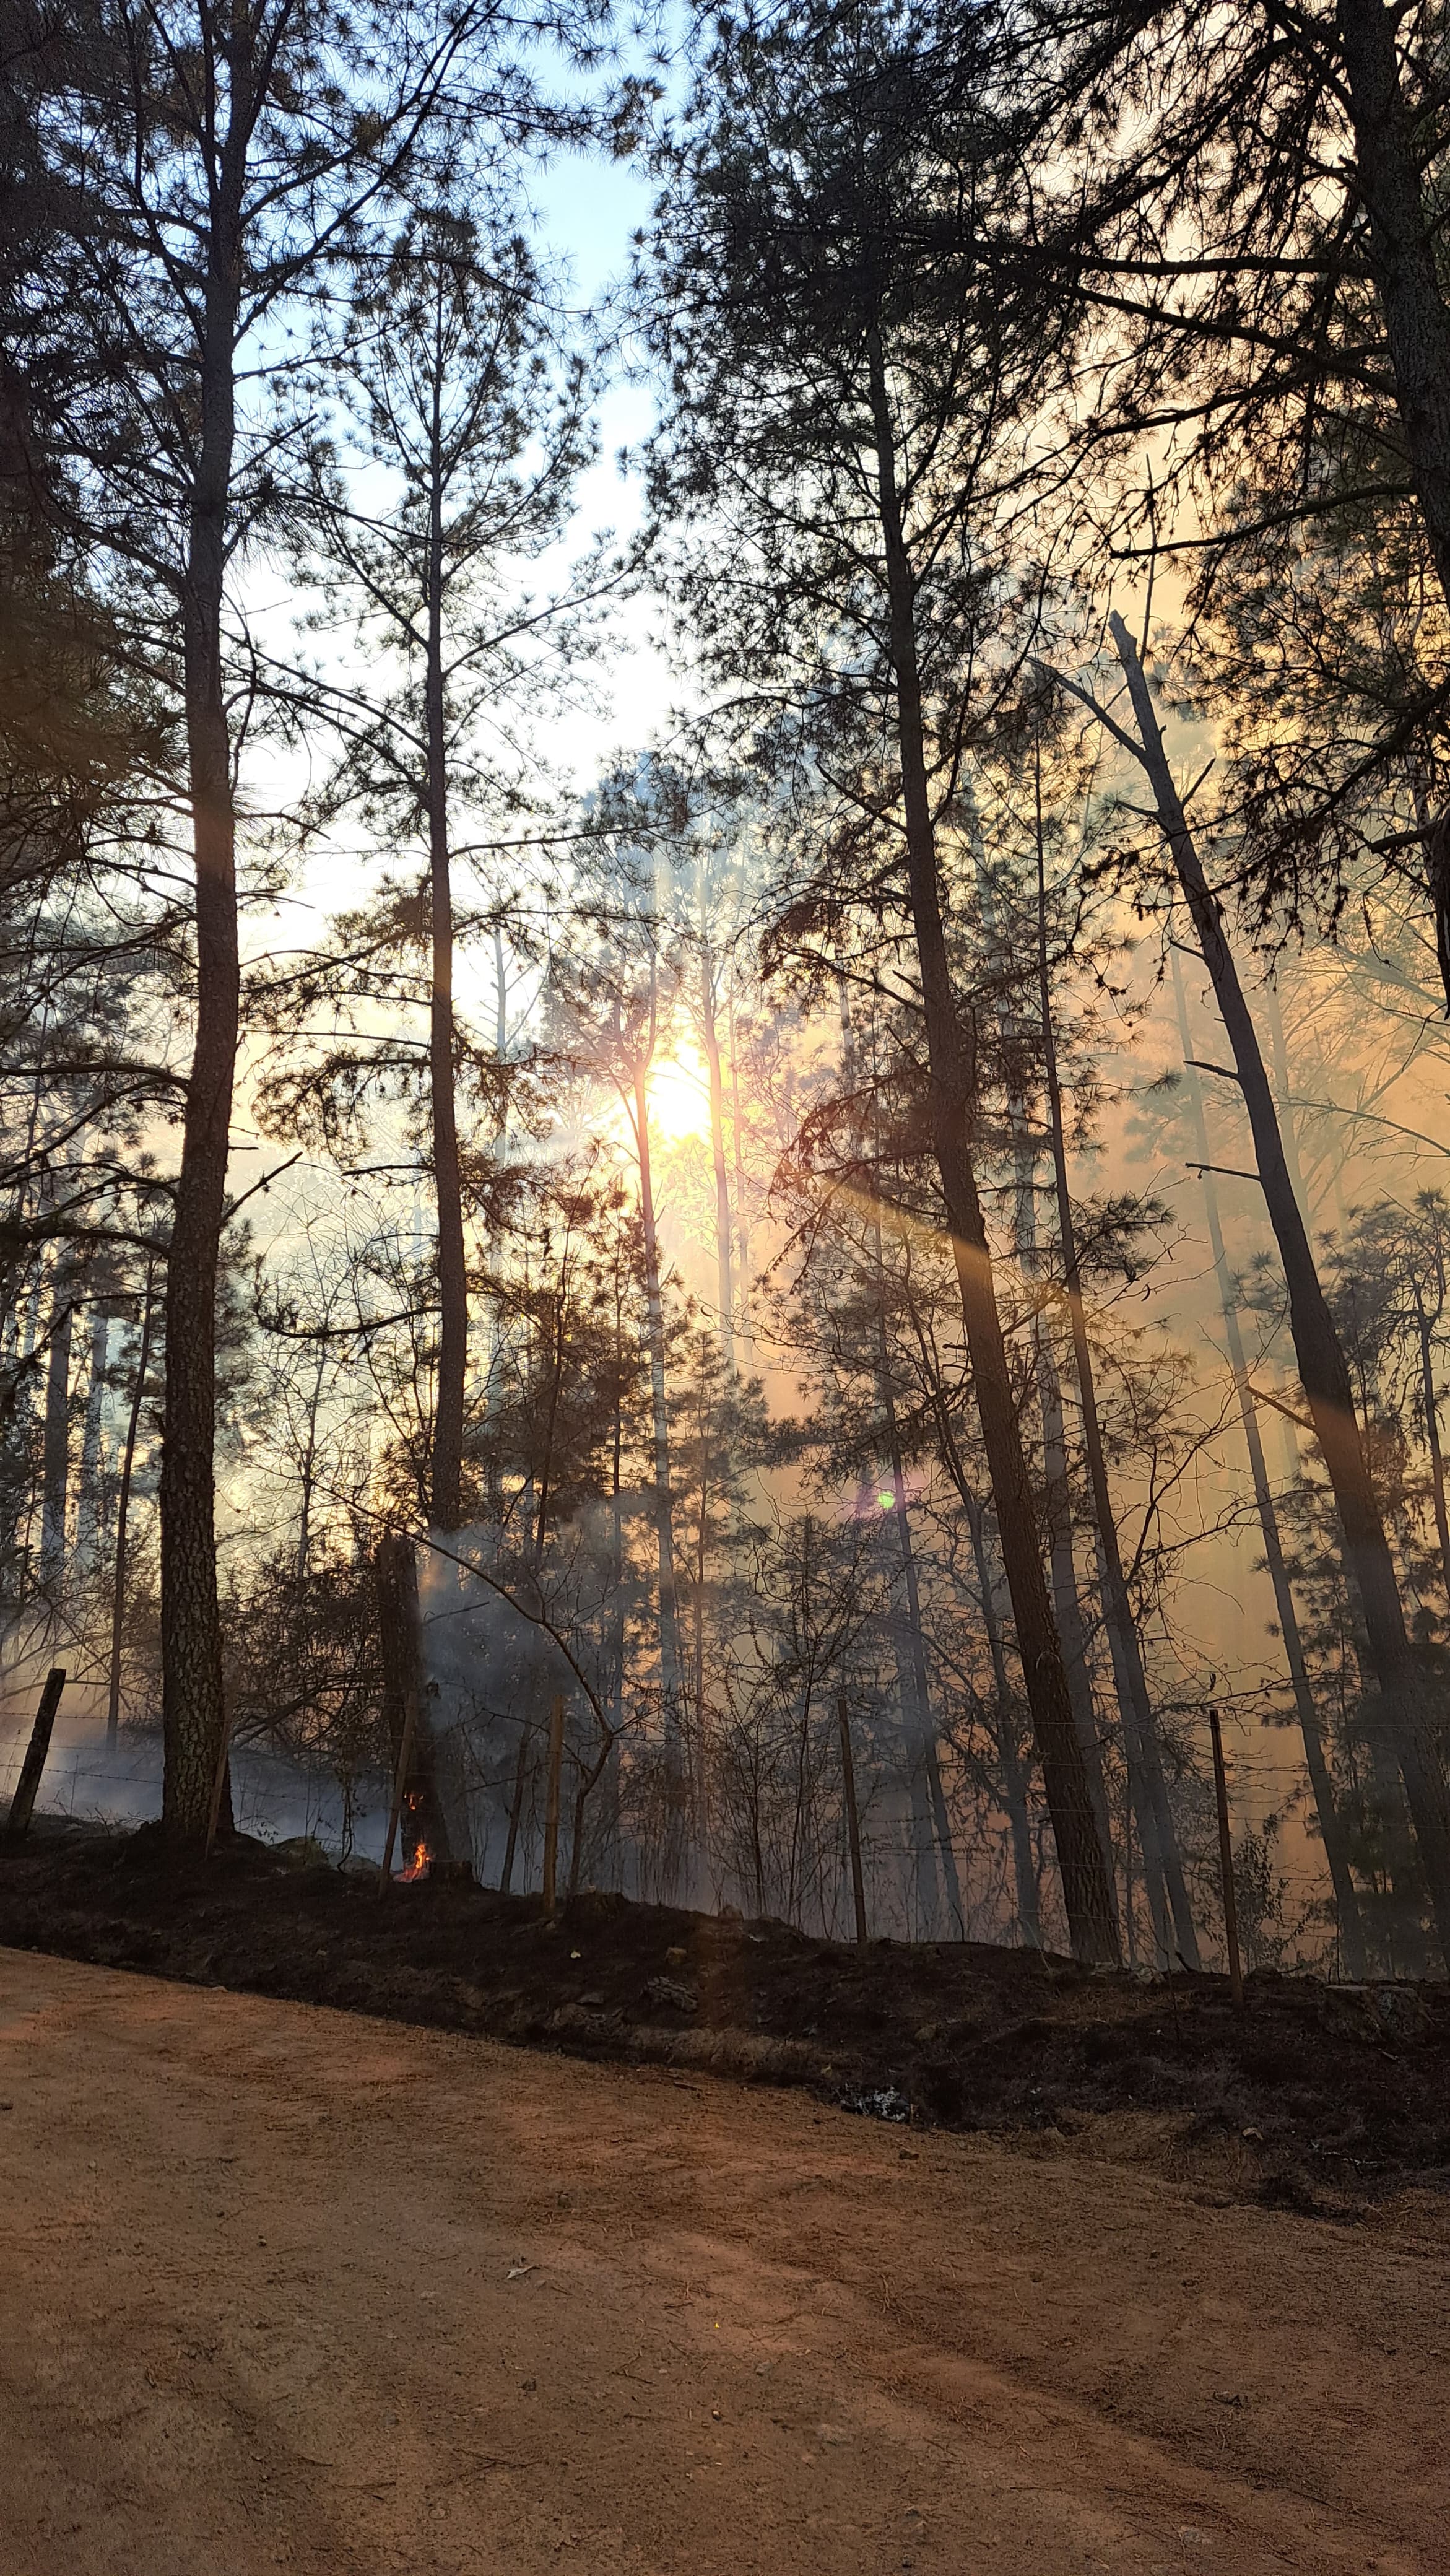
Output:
[2, 1817, 1448, 2207]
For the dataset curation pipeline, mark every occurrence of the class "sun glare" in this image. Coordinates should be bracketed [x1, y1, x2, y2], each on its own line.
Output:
[648, 1045, 712, 1144]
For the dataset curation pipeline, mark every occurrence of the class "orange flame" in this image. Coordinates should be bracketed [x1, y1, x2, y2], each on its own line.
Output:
[399, 1838, 430, 1883]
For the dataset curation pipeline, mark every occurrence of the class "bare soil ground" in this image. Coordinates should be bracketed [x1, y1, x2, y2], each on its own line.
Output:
[0, 1945, 1446, 2576]
[2, 1822, 1449, 2210]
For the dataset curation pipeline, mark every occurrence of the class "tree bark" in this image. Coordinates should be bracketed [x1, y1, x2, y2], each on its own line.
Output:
[633, 1051, 687, 1799]
[39, 1281, 73, 1582]
[425, 354, 468, 1533]
[77, 1307, 110, 1565]
[875, 1288, 963, 1935]
[727, 973, 753, 1359]
[1173, 957, 1370, 1978]
[107, 1265, 155, 1752]
[964, 1482, 1043, 1946]
[1111, 612, 1450, 1957]
[698, 928, 736, 1374]
[868, 331, 1119, 1962]
[160, 95, 248, 1842]
[159, 50, 261, 1844]
[373, 1531, 454, 1865]
[1412, 1286, 1450, 1606]
[981, 851, 1118, 1900]
[1036, 838, 1200, 1969]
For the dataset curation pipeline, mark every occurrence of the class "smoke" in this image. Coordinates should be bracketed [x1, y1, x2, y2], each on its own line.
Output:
[416, 1505, 626, 1888]
[0, 1682, 399, 1860]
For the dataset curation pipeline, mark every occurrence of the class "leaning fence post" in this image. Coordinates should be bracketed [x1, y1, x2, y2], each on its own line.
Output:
[4, 1668, 66, 1841]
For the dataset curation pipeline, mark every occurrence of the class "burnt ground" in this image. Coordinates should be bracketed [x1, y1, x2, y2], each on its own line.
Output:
[2, 1816, 1449, 2213]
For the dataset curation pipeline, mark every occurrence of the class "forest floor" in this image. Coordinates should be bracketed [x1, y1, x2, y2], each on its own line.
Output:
[1, 1944, 1446, 2575]
[1, 1819, 1449, 2210]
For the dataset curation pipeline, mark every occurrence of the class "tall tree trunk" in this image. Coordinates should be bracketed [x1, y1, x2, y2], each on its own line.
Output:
[1173, 962, 1370, 1978]
[867, 329, 1119, 1963]
[910, 1277, 1044, 1948]
[374, 1530, 454, 1864]
[1260, 981, 1313, 1225]
[840, 970, 961, 1933]
[633, 1053, 686, 1798]
[77, 1306, 110, 1565]
[874, 1276, 962, 1936]
[727, 972, 753, 1360]
[1412, 1285, 1450, 1606]
[1035, 834, 1199, 1969]
[698, 929, 736, 1373]
[1110, 612, 1450, 1956]
[965, 1484, 1043, 1945]
[425, 374, 467, 1533]
[40, 1281, 73, 1582]
[690, 1337, 714, 1872]
[160, 118, 247, 1842]
[295, 1346, 326, 1584]
[108, 1266, 155, 1752]
[980, 845, 1117, 1890]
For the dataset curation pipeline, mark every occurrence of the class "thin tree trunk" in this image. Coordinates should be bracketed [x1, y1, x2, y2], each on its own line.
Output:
[698, 931, 736, 1373]
[1109, 612, 1450, 1955]
[727, 972, 753, 1360]
[633, 1054, 686, 1788]
[867, 328, 1118, 1963]
[295, 1346, 326, 1584]
[906, 1206, 1045, 1948]
[77, 1307, 110, 1565]
[374, 1531, 454, 1866]
[875, 1292, 962, 1935]
[965, 1484, 1042, 1946]
[1413, 1288, 1450, 1605]
[1260, 981, 1313, 1225]
[107, 1266, 155, 1752]
[1035, 831, 1199, 1968]
[40, 1284, 73, 1581]
[425, 359, 467, 1533]
[841, 973, 960, 1934]
[691, 1337, 712, 1871]
[980, 849, 1117, 1887]
[160, 115, 247, 1843]
[1174, 954, 1370, 1976]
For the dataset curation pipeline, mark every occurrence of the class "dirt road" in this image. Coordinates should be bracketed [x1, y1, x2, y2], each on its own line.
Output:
[0, 1950, 1443, 2576]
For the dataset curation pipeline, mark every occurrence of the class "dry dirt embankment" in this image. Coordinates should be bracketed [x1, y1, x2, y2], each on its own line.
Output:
[0, 1946, 1446, 2576]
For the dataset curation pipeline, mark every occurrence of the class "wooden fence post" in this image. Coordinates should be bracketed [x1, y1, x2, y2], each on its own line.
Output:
[1209, 1705, 1244, 2007]
[4, 1668, 66, 1840]
[541, 1695, 565, 1919]
[837, 1691, 868, 1946]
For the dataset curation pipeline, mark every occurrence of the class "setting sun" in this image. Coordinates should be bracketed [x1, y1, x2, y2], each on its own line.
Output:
[648, 1044, 712, 1144]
